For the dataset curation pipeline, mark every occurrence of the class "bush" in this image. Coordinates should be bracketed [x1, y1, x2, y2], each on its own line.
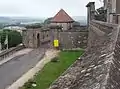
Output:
[23, 79, 36, 88]
[51, 57, 59, 62]
[0, 30, 6, 44]
[0, 30, 22, 49]
[8, 30, 22, 48]
[25, 23, 42, 29]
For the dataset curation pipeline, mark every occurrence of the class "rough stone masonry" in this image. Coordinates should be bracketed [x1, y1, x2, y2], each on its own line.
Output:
[49, 20, 120, 89]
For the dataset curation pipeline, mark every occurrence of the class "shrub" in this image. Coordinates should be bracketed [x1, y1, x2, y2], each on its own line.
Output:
[51, 57, 59, 62]
[8, 30, 22, 48]
[23, 79, 36, 88]
[0, 30, 22, 49]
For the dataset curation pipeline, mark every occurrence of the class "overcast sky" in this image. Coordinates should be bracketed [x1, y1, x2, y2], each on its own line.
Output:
[0, 0, 103, 18]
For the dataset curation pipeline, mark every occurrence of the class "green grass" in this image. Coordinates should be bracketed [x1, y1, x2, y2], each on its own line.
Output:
[20, 50, 84, 89]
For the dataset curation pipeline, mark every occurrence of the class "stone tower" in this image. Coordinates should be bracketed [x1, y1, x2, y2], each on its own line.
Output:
[104, 0, 116, 22]
[104, 0, 120, 24]
[51, 9, 74, 30]
[86, 2, 95, 27]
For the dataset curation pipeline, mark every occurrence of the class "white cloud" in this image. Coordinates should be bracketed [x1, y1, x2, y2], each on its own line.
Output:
[0, 0, 103, 17]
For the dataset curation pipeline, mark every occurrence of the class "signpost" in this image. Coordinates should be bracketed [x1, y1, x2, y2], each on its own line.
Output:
[53, 40, 59, 49]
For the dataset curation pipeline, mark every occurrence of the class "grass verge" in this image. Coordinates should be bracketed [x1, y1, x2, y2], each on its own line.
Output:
[20, 50, 84, 89]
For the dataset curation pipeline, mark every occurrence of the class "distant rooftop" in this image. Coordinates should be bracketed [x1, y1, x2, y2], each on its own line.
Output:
[51, 9, 74, 23]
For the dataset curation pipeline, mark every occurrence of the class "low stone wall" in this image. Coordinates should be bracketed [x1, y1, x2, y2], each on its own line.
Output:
[0, 45, 25, 61]
[51, 30, 88, 49]
[72, 26, 88, 31]
[49, 20, 120, 89]
[59, 31, 88, 49]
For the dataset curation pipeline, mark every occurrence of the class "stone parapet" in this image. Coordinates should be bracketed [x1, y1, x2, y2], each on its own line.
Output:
[0, 45, 25, 61]
[49, 20, 120, 89]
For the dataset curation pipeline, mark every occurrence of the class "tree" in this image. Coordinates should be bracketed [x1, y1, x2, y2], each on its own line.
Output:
[44, 17, 53, 25]
[25, 23, 42, 29]
[0, 29, 10, 49]
[0, 31, 6, 44]
[0, 30, 22, 49]
[73, 21, 80, 27]
[8, 30, 22, 48]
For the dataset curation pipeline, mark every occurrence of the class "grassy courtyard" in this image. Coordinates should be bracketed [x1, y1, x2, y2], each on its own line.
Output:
[20, 50, 84, 89]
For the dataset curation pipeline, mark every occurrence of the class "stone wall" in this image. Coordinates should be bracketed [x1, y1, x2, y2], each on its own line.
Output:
[51, 23, 73, 31]
[49, 20, 120, 89]
[58, 31, 88, 49]
[49, 26, 88, 49]
[0, 45, 25, 61]
[23, 27, 88, 49]
[22, 28, 51, 48]
[109, 25, 120, 89]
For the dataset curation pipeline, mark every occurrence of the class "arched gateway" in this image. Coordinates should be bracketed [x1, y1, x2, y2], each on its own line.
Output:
[37, 33, 40, 47]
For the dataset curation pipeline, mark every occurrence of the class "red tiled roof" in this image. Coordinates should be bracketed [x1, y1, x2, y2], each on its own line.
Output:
[51, 9, 74, 23]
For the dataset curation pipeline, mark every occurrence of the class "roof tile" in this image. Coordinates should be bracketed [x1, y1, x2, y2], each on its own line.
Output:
[51, 9, 74, 23]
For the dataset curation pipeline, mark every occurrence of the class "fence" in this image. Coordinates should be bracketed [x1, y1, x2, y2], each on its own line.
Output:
[0, 44, 25, 61]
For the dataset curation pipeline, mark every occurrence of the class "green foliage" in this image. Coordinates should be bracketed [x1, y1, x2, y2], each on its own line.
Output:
[73, 21, 80, 27]
[0, 30, 22, 49]
[25, 23, 42, 29]
[95, 7, 107, 22]
[21, 50, 84, 89]
[62, 49, 84, 52]
[8, 30, 22, 48]
[51, 57, 59, 62]
[44, 17, 53, 25]
[23, 79, 36, 88]
[0, 31, 6, 44]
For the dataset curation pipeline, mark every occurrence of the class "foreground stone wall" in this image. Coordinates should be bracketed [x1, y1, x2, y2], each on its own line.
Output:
[49, 20, 120, 89]
[109, 27, 120, 89]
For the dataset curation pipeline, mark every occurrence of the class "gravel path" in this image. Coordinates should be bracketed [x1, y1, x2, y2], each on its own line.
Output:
[6, 49, 59, 89]
[0, 48, 44, 89]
